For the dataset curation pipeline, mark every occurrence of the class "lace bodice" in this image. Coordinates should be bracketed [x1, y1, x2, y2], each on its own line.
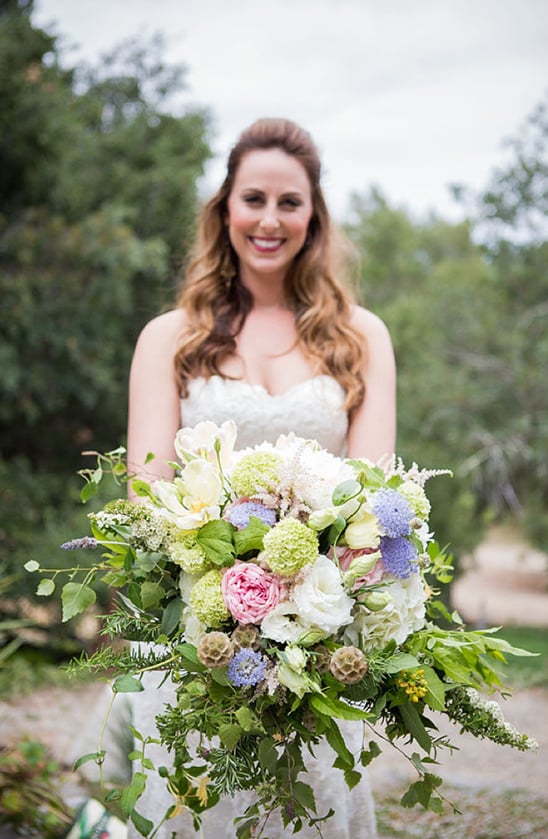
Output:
[181, 374, 348, 455]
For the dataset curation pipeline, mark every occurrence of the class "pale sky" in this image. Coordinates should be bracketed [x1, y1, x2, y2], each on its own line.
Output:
[34, 0, 548, 222]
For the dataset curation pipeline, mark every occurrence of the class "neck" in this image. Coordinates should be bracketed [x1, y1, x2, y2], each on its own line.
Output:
[239, 270, 289, 310]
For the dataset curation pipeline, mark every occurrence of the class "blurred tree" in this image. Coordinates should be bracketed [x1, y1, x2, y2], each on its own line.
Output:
[0, 3, 212, 620]
[1, 3, 211, 468]
[347, 96, 547, 558]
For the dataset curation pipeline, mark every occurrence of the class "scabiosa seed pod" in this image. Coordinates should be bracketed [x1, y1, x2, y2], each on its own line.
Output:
[329, 646, 368, 684]
[311, 644, 332, 674]
[231, 624, 261, 651]
[197, 632, 234, 669]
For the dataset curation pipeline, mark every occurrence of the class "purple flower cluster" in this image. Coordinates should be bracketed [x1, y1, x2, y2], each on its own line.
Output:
[380, 536, 418, 578]
[227, 648, 267, 687]
[61, 537, 98, 551]
[372, 489, 413, 537]
[226, 501, 277, 530]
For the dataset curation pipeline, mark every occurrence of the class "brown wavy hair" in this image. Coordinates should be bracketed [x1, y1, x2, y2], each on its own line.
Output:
[174, 117, 365, 413]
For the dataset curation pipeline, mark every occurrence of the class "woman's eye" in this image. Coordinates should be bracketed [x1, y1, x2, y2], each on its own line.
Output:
[282, 198, 300, 208]
[244, 195, 262, 204]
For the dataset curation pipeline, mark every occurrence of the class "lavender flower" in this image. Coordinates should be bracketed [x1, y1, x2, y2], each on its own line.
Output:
[61, 537, 98, 551]
[226, 501, 277, 530]
[372, 489, 413, 537]
[227, 648, 267, 687]
[380, 536, 418, 578]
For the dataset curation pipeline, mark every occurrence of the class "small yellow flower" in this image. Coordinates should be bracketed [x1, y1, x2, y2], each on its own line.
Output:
[169, 796, 186, 818]
[196, 775, 210, 807]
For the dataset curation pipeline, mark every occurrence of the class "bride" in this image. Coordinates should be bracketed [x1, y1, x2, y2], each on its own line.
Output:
[126, 117, 396, 837]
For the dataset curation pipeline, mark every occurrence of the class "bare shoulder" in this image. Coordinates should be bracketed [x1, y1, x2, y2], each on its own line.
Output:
[350, 305, 393, 347]
[135, 308, 188, 353]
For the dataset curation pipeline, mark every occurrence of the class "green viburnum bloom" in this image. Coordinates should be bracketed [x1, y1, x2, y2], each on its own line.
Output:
[230, 452, 283, 498]
[190, 569, 229, 627]
[169, 531, 210, 574]
[398, 481, 431, 520]
[263, 517, 318, 576]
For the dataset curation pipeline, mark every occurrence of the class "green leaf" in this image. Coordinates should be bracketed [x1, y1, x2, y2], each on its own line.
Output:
[120, 771, 147, 817]
[311, 694, 372, 722]
[140, 581, 164, 609]
[113, 674, 144, 693]
[24, 560, 39, 572]
[131, 479, 154, 499]
[161, 598, 182, 636]
[384, 653, 421, 674]
[332, 479, 361, 506]
[235, 706, 254, 731]
[131, 810, 154, 836]
[258, 737, 278, 775]
[422, 664, 449, 711]
[327, 515, 347, 544]
[360, 740, 382, 767]
[324, 719, 354, 769]
[80, 480, 98, 503]
[73, 750, 106, 771]
[36, 578, 55, 596]
[61, 582, 96, 621]
[344, 768, 362, 790]
[218, 723, 242, 749]
[398, 702, 432, 752]
[175, 642, 203, 668]
[233, 516, 270, 554]
[197, 519, 236, 565]
[292, 780, 316, 812]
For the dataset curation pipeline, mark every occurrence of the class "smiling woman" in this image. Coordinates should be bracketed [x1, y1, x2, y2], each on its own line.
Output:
[125, 116, 395, 837]
[226, 147, 313, 286]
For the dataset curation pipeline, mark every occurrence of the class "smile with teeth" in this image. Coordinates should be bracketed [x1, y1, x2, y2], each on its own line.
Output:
[249, 236, 285, 252]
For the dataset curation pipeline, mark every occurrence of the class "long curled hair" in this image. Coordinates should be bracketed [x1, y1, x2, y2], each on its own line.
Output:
[174, 117, 365, 413]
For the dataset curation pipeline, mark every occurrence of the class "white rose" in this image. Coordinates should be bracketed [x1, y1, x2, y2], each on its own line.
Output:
[344, 573, 426, 652]
[294, 446, 355, 510]
[292, 555, 354, 635]
[181, 607, 206, 646]
[260, 601, 311, 644]
[175, 420, 237, 468]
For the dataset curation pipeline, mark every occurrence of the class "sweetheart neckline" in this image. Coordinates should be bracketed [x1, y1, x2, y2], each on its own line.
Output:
[186, 374, 344, 400]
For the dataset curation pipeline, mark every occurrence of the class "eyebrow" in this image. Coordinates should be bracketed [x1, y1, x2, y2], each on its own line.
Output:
[240, 187, 305, 199]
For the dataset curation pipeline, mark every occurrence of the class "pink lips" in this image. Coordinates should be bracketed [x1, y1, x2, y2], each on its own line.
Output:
[249, 237, 285, 253]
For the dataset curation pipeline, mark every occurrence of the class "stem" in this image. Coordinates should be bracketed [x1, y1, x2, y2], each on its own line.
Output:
[97, 689, 117, 790]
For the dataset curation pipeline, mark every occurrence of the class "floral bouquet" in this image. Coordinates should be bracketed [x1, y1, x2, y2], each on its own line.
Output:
[26, 422, 537, 837]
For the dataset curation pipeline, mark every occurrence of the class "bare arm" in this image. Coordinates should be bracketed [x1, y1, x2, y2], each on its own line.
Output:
[346, 307, 397, 461]
[127, 309, 187, 496]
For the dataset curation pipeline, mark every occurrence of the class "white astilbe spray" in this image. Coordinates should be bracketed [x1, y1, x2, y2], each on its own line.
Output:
[381, 455, 452, 487]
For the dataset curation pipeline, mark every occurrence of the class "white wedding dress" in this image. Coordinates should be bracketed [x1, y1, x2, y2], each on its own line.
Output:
[128, 375, 378, 838]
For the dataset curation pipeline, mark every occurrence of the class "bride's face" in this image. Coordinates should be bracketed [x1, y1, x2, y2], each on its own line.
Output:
[226, 148, 313, 286]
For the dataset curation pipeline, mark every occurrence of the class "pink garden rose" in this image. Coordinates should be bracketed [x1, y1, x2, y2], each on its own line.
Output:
[222, 561, 283, 624]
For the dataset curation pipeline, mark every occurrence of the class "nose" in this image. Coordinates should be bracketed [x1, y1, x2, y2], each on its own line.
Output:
[259, 202, 280, 231]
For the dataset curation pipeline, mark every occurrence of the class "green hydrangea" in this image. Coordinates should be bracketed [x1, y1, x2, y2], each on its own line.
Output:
[190, 569, 229, 627]
[263, 517, 318, 576]
[398, 480, 431, 521]
[168, 531, 210, 573]
[231, 452, 283, 498]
